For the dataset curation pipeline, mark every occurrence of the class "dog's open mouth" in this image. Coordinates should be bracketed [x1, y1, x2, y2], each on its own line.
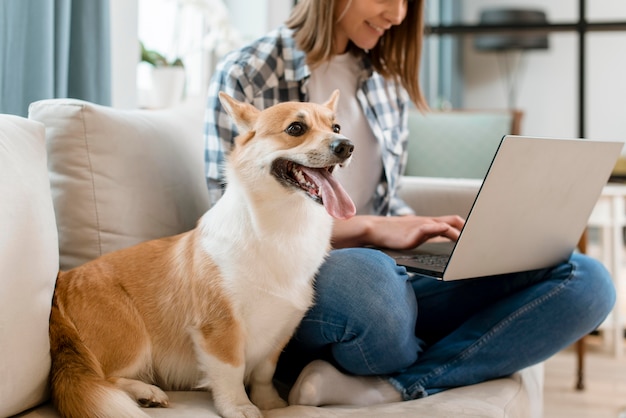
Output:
[271, 158, 356, 220]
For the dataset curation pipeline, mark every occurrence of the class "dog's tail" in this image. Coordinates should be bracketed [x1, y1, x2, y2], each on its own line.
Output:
[49, 292, 149, 418]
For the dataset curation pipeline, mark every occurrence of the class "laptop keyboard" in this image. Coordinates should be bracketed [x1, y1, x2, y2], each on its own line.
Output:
[395, 254, 450, 269]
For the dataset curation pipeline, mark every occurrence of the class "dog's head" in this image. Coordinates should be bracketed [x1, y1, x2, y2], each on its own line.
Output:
[219, 91, 356, 220]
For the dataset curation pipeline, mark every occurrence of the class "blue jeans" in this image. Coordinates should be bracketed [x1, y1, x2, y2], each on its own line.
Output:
[277, 247, 615, 400]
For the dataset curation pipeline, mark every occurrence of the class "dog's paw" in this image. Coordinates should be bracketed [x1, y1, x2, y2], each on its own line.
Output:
[135, 384, 169, 408]
[113, 378, 170, 408]
[220, 403, 263, 418]
[137, 391, 169, 408]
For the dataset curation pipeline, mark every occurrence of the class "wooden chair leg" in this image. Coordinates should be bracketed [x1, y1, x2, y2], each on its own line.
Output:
[575, 230, 588, 391]
[575, 336, 586, 390]
[577, 230, 588, 254]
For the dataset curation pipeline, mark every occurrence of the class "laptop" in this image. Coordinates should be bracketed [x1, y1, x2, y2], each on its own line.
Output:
[383, 135, 624, 281]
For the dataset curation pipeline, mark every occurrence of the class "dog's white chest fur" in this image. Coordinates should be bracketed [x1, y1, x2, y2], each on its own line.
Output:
[200, 184, 332, 372]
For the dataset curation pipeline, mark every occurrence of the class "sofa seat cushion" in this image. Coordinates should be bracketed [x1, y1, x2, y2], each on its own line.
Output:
[13, 364, 543, 417]
[399, 175, 482, 218]
[0, 115, 59, 417]
[28, 99, 210, 271]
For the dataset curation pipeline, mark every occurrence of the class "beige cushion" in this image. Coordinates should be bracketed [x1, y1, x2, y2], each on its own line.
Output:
[0, 115, 58, 417]
[28, 99, 210, 270]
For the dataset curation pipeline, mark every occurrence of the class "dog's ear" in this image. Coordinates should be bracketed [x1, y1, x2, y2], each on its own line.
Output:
[219, 92, 260, 132]
[323, 89, 340, 112]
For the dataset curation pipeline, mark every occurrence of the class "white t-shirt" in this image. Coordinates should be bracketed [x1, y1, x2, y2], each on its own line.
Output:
[307, 53, 383, 215]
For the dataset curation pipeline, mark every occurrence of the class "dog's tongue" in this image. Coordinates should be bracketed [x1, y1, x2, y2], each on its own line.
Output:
[301, 167, 356, 220]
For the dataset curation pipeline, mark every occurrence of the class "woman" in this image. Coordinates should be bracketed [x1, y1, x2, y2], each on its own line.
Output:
[204, 0, 615, 406]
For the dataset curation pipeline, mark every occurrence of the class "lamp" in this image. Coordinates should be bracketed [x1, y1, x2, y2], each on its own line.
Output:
[474, 9, 549, 109]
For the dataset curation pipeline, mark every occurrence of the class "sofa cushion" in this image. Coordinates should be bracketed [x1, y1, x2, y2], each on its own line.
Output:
[28, 99, 210, 270]
[0, 115, 59, 417]
[399, 176, 482, 218]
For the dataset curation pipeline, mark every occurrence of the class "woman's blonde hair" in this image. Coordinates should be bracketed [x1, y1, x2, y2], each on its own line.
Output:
[286, 0, 427, 110]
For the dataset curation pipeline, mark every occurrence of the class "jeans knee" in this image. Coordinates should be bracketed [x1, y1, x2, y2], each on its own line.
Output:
[318, 248, 417, 326]
[315, 249, 421, 374]
[570, 253, 616, 325]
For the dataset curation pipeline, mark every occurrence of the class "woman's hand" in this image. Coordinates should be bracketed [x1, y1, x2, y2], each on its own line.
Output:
[331, 214, 465, 250]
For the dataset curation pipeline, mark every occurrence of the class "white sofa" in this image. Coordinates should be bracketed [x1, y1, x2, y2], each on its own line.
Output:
[0, 98, 543, 418]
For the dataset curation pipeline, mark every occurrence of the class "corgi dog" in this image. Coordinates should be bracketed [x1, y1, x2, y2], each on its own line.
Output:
[49, 91, 356, 418]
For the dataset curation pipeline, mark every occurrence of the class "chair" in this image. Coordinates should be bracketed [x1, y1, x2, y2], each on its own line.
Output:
[404, 109, 523, 178]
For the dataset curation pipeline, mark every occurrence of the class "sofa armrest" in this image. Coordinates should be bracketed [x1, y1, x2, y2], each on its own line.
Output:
[398, 176, 481, 218]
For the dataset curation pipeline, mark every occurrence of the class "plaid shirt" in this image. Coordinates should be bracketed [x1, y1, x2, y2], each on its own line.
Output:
[204, 25, 414, 216]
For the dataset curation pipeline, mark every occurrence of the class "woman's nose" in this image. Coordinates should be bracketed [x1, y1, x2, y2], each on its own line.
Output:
[383, 0, 407, 25]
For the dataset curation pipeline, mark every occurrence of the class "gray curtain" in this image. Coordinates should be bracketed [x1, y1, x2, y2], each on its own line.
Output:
[0, 0, 111, 117]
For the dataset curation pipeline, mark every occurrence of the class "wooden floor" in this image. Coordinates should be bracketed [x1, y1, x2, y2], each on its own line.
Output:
[544, 335, 626, 418]
[544, 234, 626, 417]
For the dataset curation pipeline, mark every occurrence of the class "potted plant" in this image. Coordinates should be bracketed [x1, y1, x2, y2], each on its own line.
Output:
[138, 42, 186, 108]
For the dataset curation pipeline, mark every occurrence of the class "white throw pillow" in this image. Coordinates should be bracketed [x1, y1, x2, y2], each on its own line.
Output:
[0, 115, 59, 417]
[29, 99, 210, 271]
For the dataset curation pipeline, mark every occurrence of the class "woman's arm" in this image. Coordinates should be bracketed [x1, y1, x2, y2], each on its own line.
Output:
[331, 214, 465, 249]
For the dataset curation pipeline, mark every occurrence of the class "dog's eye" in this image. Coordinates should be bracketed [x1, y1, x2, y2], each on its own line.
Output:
[332, 124, 341, 134]
[285, 122, 306, 137]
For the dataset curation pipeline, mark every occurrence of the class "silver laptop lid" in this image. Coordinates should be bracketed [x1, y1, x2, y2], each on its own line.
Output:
[442, 135, 623, 281]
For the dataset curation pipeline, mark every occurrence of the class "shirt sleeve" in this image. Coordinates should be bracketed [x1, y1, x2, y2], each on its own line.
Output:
[389, 196, 415, 216]
[204, 58, 253, 207]
[388, 92, 415, 217]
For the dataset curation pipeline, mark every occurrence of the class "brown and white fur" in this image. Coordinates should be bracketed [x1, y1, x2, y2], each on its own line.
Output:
[49, 91, 356, 418]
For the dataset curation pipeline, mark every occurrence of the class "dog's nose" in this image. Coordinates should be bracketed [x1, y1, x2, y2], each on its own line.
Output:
[330, 139, 354, 159]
